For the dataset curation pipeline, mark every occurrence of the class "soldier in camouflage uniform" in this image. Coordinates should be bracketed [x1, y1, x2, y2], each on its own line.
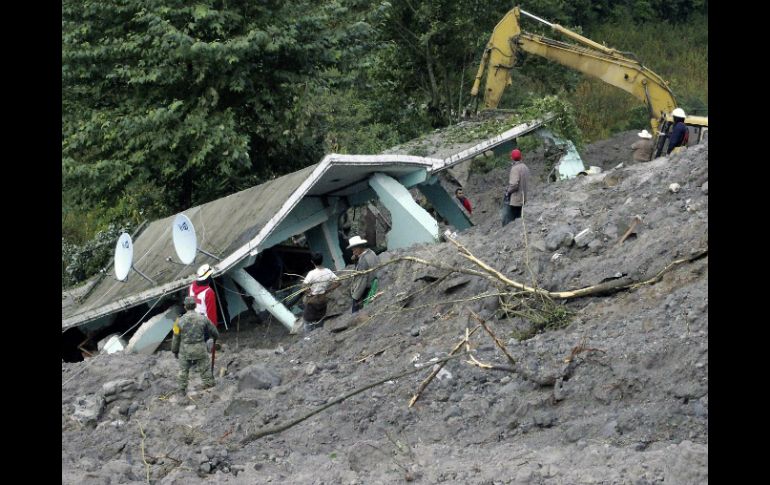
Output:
[172, 296, 220, 395]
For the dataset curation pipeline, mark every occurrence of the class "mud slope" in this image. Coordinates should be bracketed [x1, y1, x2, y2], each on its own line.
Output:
[62, 134, 708, 485]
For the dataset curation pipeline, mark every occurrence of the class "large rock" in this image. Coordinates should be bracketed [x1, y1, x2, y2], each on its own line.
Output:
[545, 225, 574, 251]
[72, 395, 105, 426]
[102, 378, 136, 396]
[237, 364, 282, 391]
[573, 228, 595, 248]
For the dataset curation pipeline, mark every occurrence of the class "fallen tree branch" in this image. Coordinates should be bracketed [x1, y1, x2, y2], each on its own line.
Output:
[628, 249, 708, 289]
[240, 352, 470, 445]
[469, 309, 516, 366]
[356, 342, 401, 363]
[446, 236, 708, 300]
[138, 422, 150, 484]
[466, 358, 516, 373]
[617, 215, 642, 245]
[409, 326, 480, 408]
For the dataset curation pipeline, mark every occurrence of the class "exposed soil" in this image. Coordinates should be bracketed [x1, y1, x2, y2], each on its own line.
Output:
[62, 131, 708, 485]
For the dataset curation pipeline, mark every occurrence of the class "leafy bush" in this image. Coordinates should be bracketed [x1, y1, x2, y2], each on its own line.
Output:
[62, 224, 129, 289]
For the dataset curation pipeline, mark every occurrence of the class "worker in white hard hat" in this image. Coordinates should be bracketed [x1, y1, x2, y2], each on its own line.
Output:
[667, 107, 689, 155]
[188, 263, 219, 327]
[347, 236, 381, 313]
[631, 129, 654, 162]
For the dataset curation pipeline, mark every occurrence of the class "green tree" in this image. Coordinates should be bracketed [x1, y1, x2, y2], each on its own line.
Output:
[63, 0, 348, 221]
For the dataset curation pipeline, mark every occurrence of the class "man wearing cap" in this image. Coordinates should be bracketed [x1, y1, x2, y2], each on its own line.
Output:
[502, 148, 530, 227]
[631, 129, 654, 162]
[347, 236, 381, 313]
[172, 296, 220, 396]
[189, 264, 219, 327]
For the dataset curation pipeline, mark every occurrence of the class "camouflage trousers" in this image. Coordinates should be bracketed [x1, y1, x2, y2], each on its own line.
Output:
[178, 357, 214, 393]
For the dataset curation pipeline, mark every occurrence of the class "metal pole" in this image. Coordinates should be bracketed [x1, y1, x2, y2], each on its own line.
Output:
[198, 248, 222, 261]
[132, 266, 157, 285]
[211, 279, 229, 330]
[519, 9, 554, 27]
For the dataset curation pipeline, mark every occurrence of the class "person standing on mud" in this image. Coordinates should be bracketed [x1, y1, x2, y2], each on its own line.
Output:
[501, 148, 530, 227]
[172, 296, 220, 397]
[455, 187, 472, 214]
[298, 252, 341, 334]
[348, 236, 380, 313]
[189, 264, 219, 327]
[631, 129, 654, 162]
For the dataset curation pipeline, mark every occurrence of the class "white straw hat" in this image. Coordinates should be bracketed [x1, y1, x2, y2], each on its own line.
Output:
[346, 236, 368, 249]
[638, 129, 652, 139]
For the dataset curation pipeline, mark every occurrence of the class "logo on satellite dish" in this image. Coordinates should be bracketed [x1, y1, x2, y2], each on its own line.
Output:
[114, 232, 156, 284]
[172, 213, 222, 265]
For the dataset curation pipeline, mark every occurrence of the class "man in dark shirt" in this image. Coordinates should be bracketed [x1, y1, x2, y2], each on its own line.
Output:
[667, 107, 690, 155]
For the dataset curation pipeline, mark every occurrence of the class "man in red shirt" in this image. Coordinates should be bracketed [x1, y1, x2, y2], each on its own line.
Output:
[455, 188, 472, 214]
[189, 264, 219, 327]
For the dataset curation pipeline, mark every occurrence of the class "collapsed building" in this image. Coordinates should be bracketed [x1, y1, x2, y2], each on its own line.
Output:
[62, 112, 586, 361]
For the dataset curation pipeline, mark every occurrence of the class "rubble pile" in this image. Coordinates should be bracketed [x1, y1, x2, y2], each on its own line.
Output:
[62, 131, 708, 484]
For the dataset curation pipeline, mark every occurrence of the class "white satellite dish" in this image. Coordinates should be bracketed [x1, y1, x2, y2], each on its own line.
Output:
[171, 213, 221, 264]
[173, 214, 198, 264]
[113, 232, 156, 284]
[114, 233, 133, 281]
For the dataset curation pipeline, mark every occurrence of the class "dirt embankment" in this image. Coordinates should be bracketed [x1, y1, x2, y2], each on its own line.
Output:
[62, 132, 708, 485]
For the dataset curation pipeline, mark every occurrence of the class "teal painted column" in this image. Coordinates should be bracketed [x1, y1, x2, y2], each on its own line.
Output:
[368, 172, 439, 249]
[417, 176, 473, 231]
[222, 275, 250, 322]
[535, 128, 585, 179]
[230, 269, 298, 331]
[306, 216, 345, 271]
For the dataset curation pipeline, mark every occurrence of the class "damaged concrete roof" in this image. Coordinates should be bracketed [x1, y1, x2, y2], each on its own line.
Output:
[62, 113, 553, 331]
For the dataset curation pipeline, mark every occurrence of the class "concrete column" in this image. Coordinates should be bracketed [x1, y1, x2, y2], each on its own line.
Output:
[417, 176, 473, 231]
[230, 269, 297, 331]
[126, 305, 182, 355]
[368, 172, 439, 249]
[306, 216, 345, 271]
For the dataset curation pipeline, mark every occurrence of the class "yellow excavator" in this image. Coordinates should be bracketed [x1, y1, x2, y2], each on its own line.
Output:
[469, 6, 708, 157]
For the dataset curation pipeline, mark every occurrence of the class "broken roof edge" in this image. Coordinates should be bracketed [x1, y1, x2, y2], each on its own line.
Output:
[62, 153, 441, 331]
[62, 115, 562, 331]
[433, 114, 556, 173]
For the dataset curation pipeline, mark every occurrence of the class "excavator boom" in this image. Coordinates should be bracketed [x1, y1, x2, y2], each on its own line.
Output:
[469, 7, 707, 138]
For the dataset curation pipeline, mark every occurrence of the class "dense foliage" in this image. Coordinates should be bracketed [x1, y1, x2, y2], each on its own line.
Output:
[62, 0, 707, 288]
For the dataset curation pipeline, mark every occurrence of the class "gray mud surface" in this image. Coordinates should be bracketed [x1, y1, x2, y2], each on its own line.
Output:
[62, 132, 708, 484]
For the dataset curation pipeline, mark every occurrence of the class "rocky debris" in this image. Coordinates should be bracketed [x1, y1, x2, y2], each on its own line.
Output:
[669, 182, 681, 193]
[573, 228, 594, 248]
[701, 181, 708, 195]
[545, 224, 574, 250]
[237, 364, 282, 391]
[62, 132, 708, 485]
[102, 378, 137, 403]
[71, 395, 104, 427]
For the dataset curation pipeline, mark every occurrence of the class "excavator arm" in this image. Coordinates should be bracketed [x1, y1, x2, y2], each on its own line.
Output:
[469, 7, 707, 141]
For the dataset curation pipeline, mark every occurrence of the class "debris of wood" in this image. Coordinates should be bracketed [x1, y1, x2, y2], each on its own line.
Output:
[408, 326, 480, 408]
[617, 215, 642, 245]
